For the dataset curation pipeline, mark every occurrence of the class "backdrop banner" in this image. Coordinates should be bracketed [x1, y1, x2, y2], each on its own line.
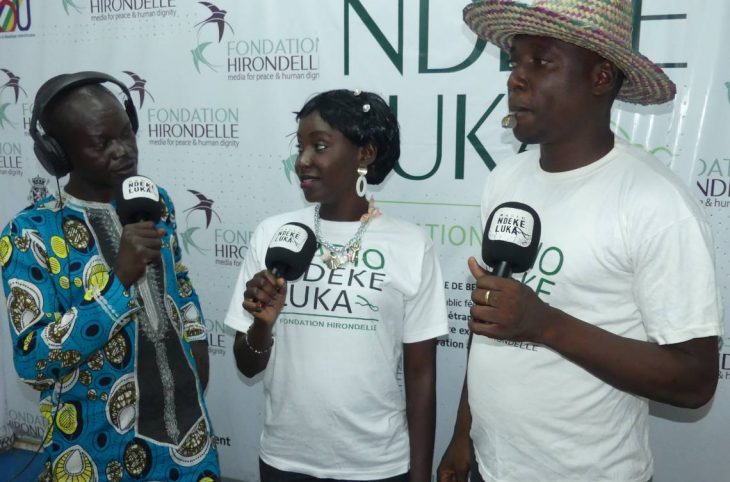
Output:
[0, 1, 728, 481]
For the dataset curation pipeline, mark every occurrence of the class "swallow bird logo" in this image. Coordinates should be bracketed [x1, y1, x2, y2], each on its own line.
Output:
[282, 153, 297, 184]
[123, 71, 155, 108]
[195, 2, 234, 42]
[0, 103, 16, 128]
[0, 69, 27, 103]
[184, 190, 222, 228]
[180, 226, 208, 255]
[191, 42, 219, 73]
[61, 0, 82, 15]
[190, 2, 235, 73]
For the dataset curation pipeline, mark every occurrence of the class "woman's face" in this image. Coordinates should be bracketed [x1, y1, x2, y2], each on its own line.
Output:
[295, 111, 364, 210]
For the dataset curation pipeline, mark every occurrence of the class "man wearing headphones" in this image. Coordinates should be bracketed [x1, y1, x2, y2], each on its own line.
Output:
[0, 72, 220, 481]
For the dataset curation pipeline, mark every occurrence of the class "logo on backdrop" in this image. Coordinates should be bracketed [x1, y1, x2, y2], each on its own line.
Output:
[82, 0, 177, 21]
[194, 2, 234, 43]
[338, 3, 690, 184]
[0, 67, 29, 131]
[27, 174, 49, 203]
[124, 70, 155, 108]
[0, 68, 27, 101]
[0, 102, 14, 128]
[0, 0, 33, 37]
[122, 70, 240, 149]
[8, 408, 46, 441]
[180, 189, 250, 267]
[206, 318, 228, 357]
[190, 1, 320, 82]
[0, 140, 22, 175]
[696, 156, 730, 209]
[180, 189, 218, 256]
[60, 0, 81, 15]
[0, 68, 25, 175]
[695, 88, 730, 209]
[191, 1, 234, 73]
[184, 189, 221, 229]
[0, 67, 23, 130]
[282, 153, 297, 183]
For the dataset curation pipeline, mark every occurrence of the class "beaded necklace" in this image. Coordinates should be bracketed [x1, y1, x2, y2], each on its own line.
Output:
[314, 198, 380, 269]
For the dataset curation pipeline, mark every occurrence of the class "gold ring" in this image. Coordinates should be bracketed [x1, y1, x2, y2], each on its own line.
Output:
[484, 290, 492, 305]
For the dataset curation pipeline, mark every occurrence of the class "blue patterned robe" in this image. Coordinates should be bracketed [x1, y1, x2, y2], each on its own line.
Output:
[0, 188, 220, 482]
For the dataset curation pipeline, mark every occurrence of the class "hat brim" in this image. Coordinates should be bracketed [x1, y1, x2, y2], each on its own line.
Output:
[464, 1, 676, 105]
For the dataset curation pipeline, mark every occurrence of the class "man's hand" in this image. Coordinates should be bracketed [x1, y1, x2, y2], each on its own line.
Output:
[115, 221, 165, 288]
[467, 256, 552, 343]
[190, 340, 210, 391]
[437, 435, 471, 482]
[467, 258, 719, 408]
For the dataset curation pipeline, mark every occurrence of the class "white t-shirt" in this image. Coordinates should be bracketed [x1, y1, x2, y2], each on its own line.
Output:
[469, 138, 723, 482]
[225, 207, 448, 479]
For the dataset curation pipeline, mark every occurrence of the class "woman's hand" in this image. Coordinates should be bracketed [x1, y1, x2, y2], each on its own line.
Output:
[241, 270, 287, 325]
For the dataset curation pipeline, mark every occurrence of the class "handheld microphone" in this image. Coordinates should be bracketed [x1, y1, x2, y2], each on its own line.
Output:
[466, 202, 541, 348]
[265, 222, 317, 281]
[482, 201, 541, 278]
[501, 112, 517, 129]
[115, 175, 162, 225]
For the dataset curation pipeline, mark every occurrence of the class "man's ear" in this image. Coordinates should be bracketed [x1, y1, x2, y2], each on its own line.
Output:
[593, 60, 621, 97]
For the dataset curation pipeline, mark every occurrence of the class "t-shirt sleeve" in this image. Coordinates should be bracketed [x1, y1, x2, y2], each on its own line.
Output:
[224, 221, 267, 333]
[402, 238, 449, 343]
[632, 211, 724, 345]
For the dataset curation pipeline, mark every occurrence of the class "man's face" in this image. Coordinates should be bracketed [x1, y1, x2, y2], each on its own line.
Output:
[506, 35, 603, 145]
[61, 91, 138, 201]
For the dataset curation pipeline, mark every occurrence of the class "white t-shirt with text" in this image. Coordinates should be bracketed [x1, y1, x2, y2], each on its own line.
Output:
[469, 139, 723, 482]
[226, 207, 448, 479]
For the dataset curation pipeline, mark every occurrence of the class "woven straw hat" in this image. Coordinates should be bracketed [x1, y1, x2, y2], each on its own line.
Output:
[463, 0, 676, 105]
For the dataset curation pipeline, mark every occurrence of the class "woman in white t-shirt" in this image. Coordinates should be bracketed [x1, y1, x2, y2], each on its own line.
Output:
[225, 90, 448, 482]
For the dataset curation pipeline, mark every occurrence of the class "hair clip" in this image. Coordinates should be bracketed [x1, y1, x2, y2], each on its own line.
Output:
[353, 89, 362, 96]
[362, 104, 371, 113]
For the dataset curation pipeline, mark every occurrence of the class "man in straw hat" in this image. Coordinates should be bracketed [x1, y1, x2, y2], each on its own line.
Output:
[439, 1, 723, 481]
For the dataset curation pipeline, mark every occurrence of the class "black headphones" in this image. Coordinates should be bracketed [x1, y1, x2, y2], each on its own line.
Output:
[29, 71, 139, 178]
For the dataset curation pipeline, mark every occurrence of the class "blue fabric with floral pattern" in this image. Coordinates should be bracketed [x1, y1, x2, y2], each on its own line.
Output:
[0, 188, 219, 482]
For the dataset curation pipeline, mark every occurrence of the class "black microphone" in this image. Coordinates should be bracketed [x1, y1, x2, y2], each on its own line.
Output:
[115, 175, 162, 225]
[466, 202, 541, 349]
[482, 201, 541, 278]
[265, 222, 317, 281]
